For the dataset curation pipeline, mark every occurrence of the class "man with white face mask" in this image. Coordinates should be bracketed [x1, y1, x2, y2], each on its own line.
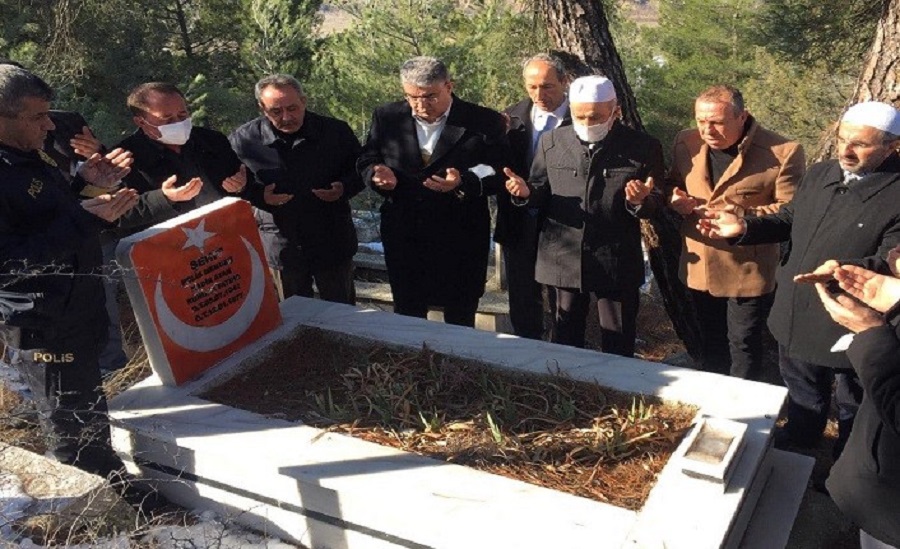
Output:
[505, 75, 664, 356]
[116, 82, 248, 232]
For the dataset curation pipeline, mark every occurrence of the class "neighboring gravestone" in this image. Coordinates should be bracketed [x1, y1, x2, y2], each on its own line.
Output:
[0, 443, 136, 542]
[116, 197, 281, 386]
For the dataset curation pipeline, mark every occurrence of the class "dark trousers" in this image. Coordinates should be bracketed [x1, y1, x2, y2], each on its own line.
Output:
[501, 215, 544, 340]
[11, 329, 122, 476]
[778, 344, 863, 453]
[551, 287, 639, 357]
[98, 240, 128, 372]
[394, 297, 480, 328]
[691, 290, 774, 380]
[282, 255, 356, 305]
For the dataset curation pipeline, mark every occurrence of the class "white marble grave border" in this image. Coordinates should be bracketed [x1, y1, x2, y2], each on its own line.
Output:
[110, 297, 809, 549]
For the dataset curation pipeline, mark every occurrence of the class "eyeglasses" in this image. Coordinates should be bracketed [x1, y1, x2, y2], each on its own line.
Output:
[404, 92, 441, 105]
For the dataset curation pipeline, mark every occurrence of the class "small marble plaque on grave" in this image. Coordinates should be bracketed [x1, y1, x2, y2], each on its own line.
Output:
[679, 416, 747, 487]
[117, 197, 281, 386]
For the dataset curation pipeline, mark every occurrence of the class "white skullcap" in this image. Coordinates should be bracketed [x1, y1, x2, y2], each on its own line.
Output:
[569, 75, 616, 103]
[842, 101, 900, 135]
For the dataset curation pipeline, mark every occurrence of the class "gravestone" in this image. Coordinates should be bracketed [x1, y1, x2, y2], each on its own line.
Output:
[116, 197, 281, 386]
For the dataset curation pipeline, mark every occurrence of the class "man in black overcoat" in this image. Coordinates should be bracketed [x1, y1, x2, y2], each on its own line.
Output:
[814, 263, 900, 549]
[505, 75, 665, 356]
[700, 101, 900, 455]
[230, 74, 362, 304]
[357, 56, 508, 327]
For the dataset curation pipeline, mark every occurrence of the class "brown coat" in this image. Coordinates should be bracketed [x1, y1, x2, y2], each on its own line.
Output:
[667, 118, 804, 297]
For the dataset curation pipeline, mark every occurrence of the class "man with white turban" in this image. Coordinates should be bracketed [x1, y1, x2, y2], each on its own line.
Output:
[505, 75, 664, 356]
[699, 101, 900, 457]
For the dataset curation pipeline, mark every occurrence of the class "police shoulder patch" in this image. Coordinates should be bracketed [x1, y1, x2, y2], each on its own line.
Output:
[37, 149, 58, 168]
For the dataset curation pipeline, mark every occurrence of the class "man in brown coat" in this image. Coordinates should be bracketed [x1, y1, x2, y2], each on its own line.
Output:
[667, 85, 805, 379]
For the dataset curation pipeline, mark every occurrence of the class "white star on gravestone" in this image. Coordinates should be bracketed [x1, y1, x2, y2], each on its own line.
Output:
[182, 219, 215, 252]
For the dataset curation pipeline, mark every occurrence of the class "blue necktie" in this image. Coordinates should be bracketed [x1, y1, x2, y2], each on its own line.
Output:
[532, 114, 557, 158]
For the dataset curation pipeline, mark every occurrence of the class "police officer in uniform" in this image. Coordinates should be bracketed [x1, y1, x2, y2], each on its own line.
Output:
[0, 65, 137, 475]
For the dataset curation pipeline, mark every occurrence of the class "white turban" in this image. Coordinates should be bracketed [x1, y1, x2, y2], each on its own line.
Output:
[569, 75, 616, 103]
[841, 101, 900, 135]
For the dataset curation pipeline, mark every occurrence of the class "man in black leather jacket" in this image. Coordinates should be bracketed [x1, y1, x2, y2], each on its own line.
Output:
[230, 74, 362, 304]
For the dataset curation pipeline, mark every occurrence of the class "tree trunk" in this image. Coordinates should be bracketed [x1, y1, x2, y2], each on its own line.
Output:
[536, 0, 703, 360]
[815, 0, 900, 161]
[538, 0, 641, 129]
[170, 0, 195, 59]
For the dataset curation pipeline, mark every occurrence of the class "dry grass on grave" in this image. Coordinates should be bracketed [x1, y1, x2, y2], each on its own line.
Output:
[0, 383, 44, 455]
[203, 327, 698, 511]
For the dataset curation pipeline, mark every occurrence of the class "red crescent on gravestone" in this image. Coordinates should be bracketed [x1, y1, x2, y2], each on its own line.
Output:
[153, 236, 266, 352]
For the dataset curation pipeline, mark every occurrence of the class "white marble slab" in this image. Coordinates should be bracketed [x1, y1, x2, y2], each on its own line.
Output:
[111, 297, 796, 549]
[738, 449, 815, 548]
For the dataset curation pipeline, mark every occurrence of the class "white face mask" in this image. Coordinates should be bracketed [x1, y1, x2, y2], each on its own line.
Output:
[573, 116, 614, 143]
[151, 117, 193, 145]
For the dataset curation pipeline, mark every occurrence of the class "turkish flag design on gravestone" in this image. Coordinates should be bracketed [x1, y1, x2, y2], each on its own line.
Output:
[122, 198, 281, 385]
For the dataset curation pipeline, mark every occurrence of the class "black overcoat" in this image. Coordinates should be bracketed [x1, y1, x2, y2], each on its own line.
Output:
[525, 122, 665, 292]
[230, 112, 362, 270]
[357, 97, 508, 307]
[827, 312, 900, 547]
[741, 155, 900, 368]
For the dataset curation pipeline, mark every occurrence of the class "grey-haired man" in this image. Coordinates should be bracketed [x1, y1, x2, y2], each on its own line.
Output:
[230, 74, 362, 304]
[357, 56, 508, 327]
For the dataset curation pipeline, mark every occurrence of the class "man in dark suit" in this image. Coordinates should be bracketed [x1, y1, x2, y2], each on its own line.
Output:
[505, 75, 665, 356]
[700, 101, 900, 456]
[230, 74, 362, 304]
[357, 56, 508, 327]
[496, 53, 571, 340]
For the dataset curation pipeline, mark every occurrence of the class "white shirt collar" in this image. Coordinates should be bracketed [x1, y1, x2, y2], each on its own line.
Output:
[843, 170, 865, 184]
[412, 100, 452, 156]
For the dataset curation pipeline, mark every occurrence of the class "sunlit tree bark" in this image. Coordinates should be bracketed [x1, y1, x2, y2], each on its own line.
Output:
[816, 0, 899, 160]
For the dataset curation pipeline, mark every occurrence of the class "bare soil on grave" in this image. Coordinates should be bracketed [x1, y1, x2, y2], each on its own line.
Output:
[202, 326, 698, 511]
